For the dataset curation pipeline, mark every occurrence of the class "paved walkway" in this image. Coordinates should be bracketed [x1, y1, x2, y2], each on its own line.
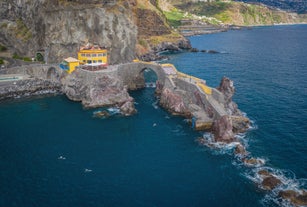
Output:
[0, 74, 30, 86]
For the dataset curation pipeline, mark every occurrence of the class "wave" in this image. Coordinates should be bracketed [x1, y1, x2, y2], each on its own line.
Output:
[152, 100, 159, 109]
[145, 82, 156, 88]
[199, 132, 241, 155]
[198, 128, 307, 207]
[243, 166, 307, 207]
[107, 107, 121, 115]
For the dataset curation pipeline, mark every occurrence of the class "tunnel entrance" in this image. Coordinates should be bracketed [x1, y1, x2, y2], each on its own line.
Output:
[47, 67, 58, 82]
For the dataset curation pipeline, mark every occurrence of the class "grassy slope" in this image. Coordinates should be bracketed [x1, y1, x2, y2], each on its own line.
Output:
[162, 1, 307, 26]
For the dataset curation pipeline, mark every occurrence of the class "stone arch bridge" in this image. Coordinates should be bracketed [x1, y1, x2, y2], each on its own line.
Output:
[116, 62, 167, 90]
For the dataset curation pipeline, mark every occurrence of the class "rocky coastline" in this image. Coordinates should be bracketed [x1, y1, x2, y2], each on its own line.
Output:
[1, 62, 306, 206]
[0, 78, 61, 101]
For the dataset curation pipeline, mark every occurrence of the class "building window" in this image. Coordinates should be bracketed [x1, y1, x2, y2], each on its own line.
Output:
[93, 60, 97, 63]
[92, 54, 97, 57]
[86, 54, 91, 57]
[98, 60, 102, 63]
[87, 60, 92, 64]
[81, 54, 85, 57]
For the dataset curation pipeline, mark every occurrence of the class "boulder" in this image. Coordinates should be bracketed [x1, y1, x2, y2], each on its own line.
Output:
[258, 170, 271, 177]
[279, 190, 307, 206]
[243, 157, 264, 166]
[93, 110, 110, 118]
[120, 100, 137, 116]
[207, 50, 219, 54]
[257, 170, 282, 190]
[189, 48, 199, 52]
[261, 175, 282, 190]
[234, 143, 248, 157]
[231, 116, 250, 133]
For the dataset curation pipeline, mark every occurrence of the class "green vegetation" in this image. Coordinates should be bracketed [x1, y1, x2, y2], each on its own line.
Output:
[178, 2, 231, 17]
[13, 53, 22, 60]
[0, 44, 7, 52]
[23, 57, 32, 62]
[163, 9, 185, 28]
[0, 59, 4, 65]
[138, 39, 149, 49]
[35, 53, 44, 62]
[214, 11, 231, 22]
[13, 53, 32, 62]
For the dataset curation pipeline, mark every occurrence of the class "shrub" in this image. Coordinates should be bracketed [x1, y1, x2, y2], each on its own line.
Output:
[23, 57, 32, 62]
[0, 44, 7, 52]
[13, 53, 22, 59]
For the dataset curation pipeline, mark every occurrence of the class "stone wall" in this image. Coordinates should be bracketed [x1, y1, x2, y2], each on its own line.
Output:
[0, 64, 63, 84]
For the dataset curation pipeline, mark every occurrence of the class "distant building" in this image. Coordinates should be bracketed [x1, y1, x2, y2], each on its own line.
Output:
[60, 44, 109, 73]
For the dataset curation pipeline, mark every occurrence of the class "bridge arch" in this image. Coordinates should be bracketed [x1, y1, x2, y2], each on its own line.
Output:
[46, 67, 59, 81]
[117, 62, 166, 90]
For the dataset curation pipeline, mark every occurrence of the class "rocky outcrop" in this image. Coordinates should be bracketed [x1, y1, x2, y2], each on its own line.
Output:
[257, 170, 283, 190]
[139, 38, 192, 62]
[234, 143, 248, 156]
[279, 190, 307, 206]
[159, 88, 191, 117]
[217, 76, 250, 133]
[217, 76, 239, 115]
[62, 69, 136, 114]
[231, 115, 250, 133]
[212, 115, 235, 143]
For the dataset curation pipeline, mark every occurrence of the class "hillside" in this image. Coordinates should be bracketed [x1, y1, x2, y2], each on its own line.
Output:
[235, 0, 307, 14]
[164, 1, 307, 27]
[0, 0, 190, 64]
[1, 0, 306, 65]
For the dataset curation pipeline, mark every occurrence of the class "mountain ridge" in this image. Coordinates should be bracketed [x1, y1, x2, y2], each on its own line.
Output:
[235, 0, 307, 14]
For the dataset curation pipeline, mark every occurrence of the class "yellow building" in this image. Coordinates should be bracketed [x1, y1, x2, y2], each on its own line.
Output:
[77, 45, 108, 66]
[60, 57, 80, 74]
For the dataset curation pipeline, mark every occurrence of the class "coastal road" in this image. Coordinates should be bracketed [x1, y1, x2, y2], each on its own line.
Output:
[0, 74, 30, 87]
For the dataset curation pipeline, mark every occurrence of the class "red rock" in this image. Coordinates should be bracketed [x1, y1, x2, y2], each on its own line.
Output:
[243, 158, 264, 166]
[261, 175, 282, 190]
[212, 115, 235, 143]
[159, 88, 189, 116]
[279, 190, 307, 206]
[257, 170, 271, 177]
[234, 144, 247, 156]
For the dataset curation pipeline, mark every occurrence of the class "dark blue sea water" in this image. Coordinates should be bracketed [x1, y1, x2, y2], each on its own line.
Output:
[1, 25, 307, 207]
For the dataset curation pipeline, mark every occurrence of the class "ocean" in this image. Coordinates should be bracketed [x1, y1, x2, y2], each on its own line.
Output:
[0, 25, 306, 207]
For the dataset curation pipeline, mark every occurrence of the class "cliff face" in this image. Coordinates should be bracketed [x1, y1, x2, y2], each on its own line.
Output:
[0, 0, 137, 64]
